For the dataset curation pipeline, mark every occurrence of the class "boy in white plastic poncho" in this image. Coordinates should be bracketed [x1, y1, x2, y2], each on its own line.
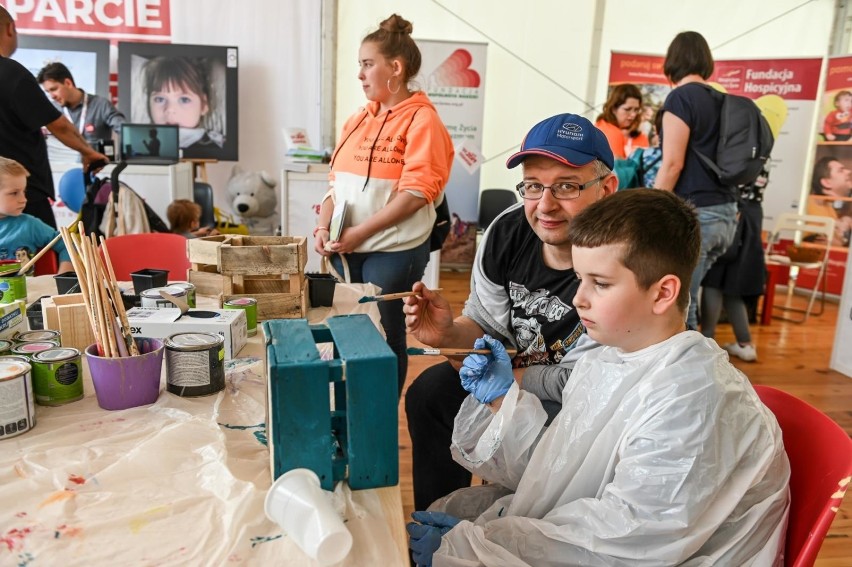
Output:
[407, 189, 790, 566]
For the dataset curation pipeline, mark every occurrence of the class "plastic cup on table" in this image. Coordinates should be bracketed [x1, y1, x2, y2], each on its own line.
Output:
[264, 468, 352, 565]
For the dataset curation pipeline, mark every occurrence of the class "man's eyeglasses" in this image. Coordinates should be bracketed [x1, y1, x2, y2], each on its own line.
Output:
[515, 176, 607, 200]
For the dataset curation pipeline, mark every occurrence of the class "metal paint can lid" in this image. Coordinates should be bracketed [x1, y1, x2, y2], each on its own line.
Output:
[224, 298, 257, 307]
[165, 332, 224, 352]
[170, 282, 196, 293]
[0, 358, 31, 379]
[12, 341, 60, 354]
[14, 330, 60, 343]
[0, 339, 14, 352]
[0, 354, 32, 366]
[140, 286, 188, 300]
[33, 347, 81, 363]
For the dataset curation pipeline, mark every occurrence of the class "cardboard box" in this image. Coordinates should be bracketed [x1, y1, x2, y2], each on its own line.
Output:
[125, 307, 248, 359]
[0, 300, 27, 340]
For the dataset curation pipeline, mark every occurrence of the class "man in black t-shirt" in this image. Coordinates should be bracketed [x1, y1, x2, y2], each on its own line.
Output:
[0, 7, 108, 228]
[403, 113, 617, 511]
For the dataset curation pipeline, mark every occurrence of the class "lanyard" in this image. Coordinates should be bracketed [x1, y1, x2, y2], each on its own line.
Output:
[63, 91, 88, 133]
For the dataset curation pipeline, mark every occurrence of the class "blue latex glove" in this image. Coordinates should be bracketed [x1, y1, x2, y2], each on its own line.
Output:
[406, 510, 461, 566]
[459, 335, 513, 404]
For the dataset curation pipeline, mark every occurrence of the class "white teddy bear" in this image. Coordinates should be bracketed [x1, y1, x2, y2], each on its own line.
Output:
[227, 165, 279, 235]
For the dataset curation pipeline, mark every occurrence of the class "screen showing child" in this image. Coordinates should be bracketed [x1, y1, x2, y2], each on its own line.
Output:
[130, 55, 226, 152]
[0, 157, 72, 274]
[167, 198, 218, 239]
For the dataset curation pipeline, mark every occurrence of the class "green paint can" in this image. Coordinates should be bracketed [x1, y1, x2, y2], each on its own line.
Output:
[170, 283, 197, 308]
[31, 347, 83, 406]
[224, 298, 257, 337]
[0, 262, 26, 305]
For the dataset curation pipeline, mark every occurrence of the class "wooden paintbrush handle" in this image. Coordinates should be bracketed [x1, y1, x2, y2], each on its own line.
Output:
[17, 233, 62, 275]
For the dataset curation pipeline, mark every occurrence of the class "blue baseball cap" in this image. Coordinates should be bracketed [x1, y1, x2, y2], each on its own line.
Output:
[506, 113, 614, 171]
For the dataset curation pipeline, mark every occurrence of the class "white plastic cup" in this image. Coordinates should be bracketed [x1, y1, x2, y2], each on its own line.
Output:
[265, 468, 353, 565]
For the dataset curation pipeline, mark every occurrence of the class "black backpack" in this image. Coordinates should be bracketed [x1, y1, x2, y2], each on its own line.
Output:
[693, 86, 774, 187]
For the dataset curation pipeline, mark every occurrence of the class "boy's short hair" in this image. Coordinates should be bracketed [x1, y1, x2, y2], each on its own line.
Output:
[167, 199, 201, 233]
[0, 157, 30, 180]
[37, 62, 74, 85]
[568, 189, 700, 311]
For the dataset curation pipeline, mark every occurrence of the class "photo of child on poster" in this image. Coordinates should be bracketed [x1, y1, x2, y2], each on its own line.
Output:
[118, 43, 239, 161]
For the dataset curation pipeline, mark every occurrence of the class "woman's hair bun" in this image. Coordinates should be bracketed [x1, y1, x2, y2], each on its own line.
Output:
[380, 13, 413, 35]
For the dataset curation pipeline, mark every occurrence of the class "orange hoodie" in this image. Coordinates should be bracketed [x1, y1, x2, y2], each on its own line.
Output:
[328, 91, 454, 252]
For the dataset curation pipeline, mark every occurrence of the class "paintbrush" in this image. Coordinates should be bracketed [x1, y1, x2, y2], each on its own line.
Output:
[358, 288, 443, 303]
[407, 347, 518, 357]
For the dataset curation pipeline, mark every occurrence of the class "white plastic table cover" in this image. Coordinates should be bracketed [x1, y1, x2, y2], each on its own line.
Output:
[0, 276, 407, 566]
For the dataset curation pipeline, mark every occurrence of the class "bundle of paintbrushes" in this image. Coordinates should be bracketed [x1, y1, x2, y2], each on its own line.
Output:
[59, 222, 139, 358]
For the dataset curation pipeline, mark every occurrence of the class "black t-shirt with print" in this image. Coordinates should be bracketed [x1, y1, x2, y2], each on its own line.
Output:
[480, 206, 583, 368]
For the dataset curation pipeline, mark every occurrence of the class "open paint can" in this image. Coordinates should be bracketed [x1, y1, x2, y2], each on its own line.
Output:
[140, 286, 188, 309]
[164, 332, 225, 397]
[170, 283, 197, 308]
[0, 357, 35, 439]
[31, 347, 83, 406]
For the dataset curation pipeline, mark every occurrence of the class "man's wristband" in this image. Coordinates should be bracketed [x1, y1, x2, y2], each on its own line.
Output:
[313, 226, 329, 237]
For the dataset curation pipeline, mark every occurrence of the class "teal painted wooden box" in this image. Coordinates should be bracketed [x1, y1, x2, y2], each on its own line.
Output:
[263, 315, 398, 490]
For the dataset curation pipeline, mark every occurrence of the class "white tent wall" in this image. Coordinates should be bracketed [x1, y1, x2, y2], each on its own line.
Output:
[169, 0, 323, 213]
[335, 0, 837, 195]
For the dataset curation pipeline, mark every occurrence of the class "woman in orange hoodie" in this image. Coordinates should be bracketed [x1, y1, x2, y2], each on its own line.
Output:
[314, 13, 454, 394]
[595, 84, 649, 159]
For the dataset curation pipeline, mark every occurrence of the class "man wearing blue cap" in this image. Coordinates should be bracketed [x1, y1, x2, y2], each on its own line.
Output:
[403, 113, 617, 512]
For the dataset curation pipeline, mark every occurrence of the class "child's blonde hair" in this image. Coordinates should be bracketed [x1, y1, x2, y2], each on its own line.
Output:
[0, 157, 30, 183]
[167, 199, 201, 234]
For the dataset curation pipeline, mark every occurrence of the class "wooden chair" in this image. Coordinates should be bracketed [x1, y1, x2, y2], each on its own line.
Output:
[754, 385, 852, 566]
[764, 213, 835, 323]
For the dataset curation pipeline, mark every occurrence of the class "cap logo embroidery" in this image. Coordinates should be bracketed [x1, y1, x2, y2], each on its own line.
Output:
[558, 122, 584, 141]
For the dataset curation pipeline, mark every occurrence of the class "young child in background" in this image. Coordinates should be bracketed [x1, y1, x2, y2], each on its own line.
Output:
[0, 157, 73, 274]
[142, 56, 224, 150]
[167, 198, 218, 239]
[409, 189, 790, 566]
[823, 90, 852, 141]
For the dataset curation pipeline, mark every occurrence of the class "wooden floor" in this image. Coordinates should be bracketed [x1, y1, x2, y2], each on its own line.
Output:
[397, 269, 851, 566]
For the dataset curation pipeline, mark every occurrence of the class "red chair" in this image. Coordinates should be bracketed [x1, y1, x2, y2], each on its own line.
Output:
[100, 233, 190, 281]
[33, 250, 58, 276]
[753, 385, 852, 567]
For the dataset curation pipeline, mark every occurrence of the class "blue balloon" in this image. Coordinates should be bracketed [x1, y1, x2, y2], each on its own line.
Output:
[58, 168, 86, 213]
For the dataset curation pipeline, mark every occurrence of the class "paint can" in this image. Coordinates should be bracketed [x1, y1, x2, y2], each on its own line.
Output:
[11, 341, 61, 358]
[170, 282, 197, 308]
[223, 298, 257, 337]
[31, 347, 83, 406]
[14, 330, 61, 344]
[0, 263, 27, 305]
[0, 357, 35, 439]
[0, 339, 13, 356]
[164, 332, 225, 397]
[140, 286, 188, 309]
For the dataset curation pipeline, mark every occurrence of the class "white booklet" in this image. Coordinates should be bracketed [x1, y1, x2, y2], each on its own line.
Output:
[329, 199, 348, 241]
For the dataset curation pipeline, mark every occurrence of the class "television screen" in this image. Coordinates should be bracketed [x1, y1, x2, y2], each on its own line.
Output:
[118, 42, 239, 161]
[120, 123, 180, 165]
[13, 35, 111, 98]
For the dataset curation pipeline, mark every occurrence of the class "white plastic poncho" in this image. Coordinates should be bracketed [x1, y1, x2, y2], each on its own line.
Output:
[437, 331, 790, 567]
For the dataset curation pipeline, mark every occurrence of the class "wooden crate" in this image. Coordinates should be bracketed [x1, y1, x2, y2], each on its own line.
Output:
[222, 278, 308, 320]
[187, 234, 235, 266]
[42, 294, 96, 352]
[218, 236, 307, 276]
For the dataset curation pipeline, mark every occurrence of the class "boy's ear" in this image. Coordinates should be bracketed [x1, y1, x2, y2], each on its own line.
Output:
[651, 274, 681, 315]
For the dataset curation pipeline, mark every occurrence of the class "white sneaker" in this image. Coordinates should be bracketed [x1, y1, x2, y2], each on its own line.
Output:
[723, 342, 757, 362]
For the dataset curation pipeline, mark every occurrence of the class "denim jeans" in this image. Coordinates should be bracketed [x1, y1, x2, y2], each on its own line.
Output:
[688, 202, 738, 329]
[331, 239, 431, 395]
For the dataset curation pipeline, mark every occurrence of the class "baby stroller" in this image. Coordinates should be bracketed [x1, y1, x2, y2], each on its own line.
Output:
[79, 161, 170, 238]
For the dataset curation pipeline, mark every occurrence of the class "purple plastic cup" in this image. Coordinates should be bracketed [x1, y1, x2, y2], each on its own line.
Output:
[85, 338, 165, 410]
